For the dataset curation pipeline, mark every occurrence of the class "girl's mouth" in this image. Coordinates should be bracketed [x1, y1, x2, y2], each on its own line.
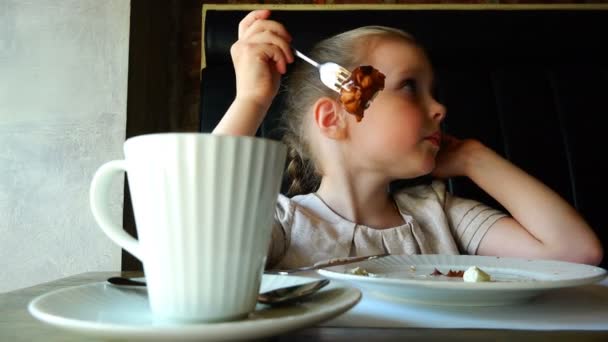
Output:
[424, 132, 441, 147]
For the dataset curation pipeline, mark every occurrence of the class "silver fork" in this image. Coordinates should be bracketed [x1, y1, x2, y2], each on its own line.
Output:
[265, 253, 391, 275]
[294, 49, 351, 93]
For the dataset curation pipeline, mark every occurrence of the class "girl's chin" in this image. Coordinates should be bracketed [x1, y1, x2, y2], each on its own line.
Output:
[389, 155, 436, 178]
[396, 164, 435, 179]
[421, 159, 436, 174]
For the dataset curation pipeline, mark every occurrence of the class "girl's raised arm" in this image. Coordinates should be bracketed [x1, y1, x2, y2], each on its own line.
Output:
[213, 10, 293, 136]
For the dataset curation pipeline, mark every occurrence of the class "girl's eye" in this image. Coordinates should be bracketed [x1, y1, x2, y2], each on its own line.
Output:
[400, 79, 417, 93]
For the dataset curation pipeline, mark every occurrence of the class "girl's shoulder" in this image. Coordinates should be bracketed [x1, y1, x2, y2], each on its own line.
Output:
[277, 192, 319, 211]
[393, 179, 447, 201]
[276, 192, 339, 224]
[393, 180, 453, 219]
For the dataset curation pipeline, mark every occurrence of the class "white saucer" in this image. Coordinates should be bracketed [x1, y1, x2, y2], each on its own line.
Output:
[28, 274, 361, 341]
[318, 254, 607, 306]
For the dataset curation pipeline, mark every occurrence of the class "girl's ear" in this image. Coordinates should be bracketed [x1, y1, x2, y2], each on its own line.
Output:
[312, 97, 347, 140]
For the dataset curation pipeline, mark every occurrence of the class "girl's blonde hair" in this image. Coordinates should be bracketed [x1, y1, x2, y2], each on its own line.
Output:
[281, 26, 416, 196]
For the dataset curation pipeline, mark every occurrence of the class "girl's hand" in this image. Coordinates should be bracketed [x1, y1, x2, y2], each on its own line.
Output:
[230, 10, 294, 111]
[431, 134, 484, 179]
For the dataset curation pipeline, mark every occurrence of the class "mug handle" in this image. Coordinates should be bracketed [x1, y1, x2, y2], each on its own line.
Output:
[90, 160, 143, 261]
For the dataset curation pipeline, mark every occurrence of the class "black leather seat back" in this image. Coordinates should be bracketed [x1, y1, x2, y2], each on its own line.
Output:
[200, 7, 608, 267]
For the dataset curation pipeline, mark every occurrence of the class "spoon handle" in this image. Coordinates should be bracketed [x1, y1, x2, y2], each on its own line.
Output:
[106, 277, 330, 305]
[257, 279, 329, 305]
[107, 277, 146, 286]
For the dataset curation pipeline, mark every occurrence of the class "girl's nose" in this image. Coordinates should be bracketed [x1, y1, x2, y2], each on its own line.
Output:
[430, 99, 446, 122]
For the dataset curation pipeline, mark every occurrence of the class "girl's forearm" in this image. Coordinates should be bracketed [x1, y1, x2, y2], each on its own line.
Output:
[212, 98, 269, 136]
[464, 144, 597, 250]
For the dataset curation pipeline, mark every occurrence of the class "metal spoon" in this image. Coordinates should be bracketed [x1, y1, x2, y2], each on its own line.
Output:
[106, 277, 330, 306]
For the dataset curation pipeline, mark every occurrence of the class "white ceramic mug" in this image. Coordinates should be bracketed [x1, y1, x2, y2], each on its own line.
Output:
[90, 133, 286, 322]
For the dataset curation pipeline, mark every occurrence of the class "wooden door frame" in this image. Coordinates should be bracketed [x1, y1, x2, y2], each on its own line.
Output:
[123, 0, 201, 270]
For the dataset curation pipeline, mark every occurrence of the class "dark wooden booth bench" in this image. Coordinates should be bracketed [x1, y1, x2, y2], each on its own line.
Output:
[200, 4, 608, 269]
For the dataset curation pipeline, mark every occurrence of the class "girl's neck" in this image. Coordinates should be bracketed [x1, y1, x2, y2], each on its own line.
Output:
[315, 175, 405, 229]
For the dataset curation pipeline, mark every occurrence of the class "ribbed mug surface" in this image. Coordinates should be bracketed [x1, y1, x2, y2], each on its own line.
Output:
[121, 134, 286, 322]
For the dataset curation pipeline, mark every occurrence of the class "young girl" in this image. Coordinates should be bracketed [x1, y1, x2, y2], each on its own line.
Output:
[213, 10, 603, 269]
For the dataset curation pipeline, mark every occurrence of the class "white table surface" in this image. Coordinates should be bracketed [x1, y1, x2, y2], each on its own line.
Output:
[2, 271, 607, 342]
[326, 278, 608, 331]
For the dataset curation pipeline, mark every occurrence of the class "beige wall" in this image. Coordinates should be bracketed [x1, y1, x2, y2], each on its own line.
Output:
[0, 0, 130, 292]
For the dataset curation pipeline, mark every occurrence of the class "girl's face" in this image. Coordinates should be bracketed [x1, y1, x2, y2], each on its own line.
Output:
[344, 37, 446, 180]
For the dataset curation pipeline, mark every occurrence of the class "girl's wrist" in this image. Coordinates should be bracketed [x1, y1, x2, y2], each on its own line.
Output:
[462, 140, 494, 177]
[233, 96, 272, 117]
[213, 97, 271, 136]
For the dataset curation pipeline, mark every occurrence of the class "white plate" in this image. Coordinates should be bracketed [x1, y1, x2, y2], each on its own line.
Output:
[28, 274, 361, 341]
[317, 254, 607, 306]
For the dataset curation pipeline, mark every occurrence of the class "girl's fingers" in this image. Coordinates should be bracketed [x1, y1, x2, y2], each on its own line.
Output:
[245, 31, 294, 63]
[241, 17, 292, 46]
[238, 9, 271, 38]
[253, 43, 289, 74]
[232, 41, 289, 74]
[237, 10, 293, 64]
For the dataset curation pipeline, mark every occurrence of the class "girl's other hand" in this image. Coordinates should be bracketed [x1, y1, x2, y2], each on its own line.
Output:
[431, 134, 484, 179]
[230, 9, 294, 111]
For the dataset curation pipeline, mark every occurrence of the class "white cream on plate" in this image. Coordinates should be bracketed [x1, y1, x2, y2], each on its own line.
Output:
[463, 266, 491, 282]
